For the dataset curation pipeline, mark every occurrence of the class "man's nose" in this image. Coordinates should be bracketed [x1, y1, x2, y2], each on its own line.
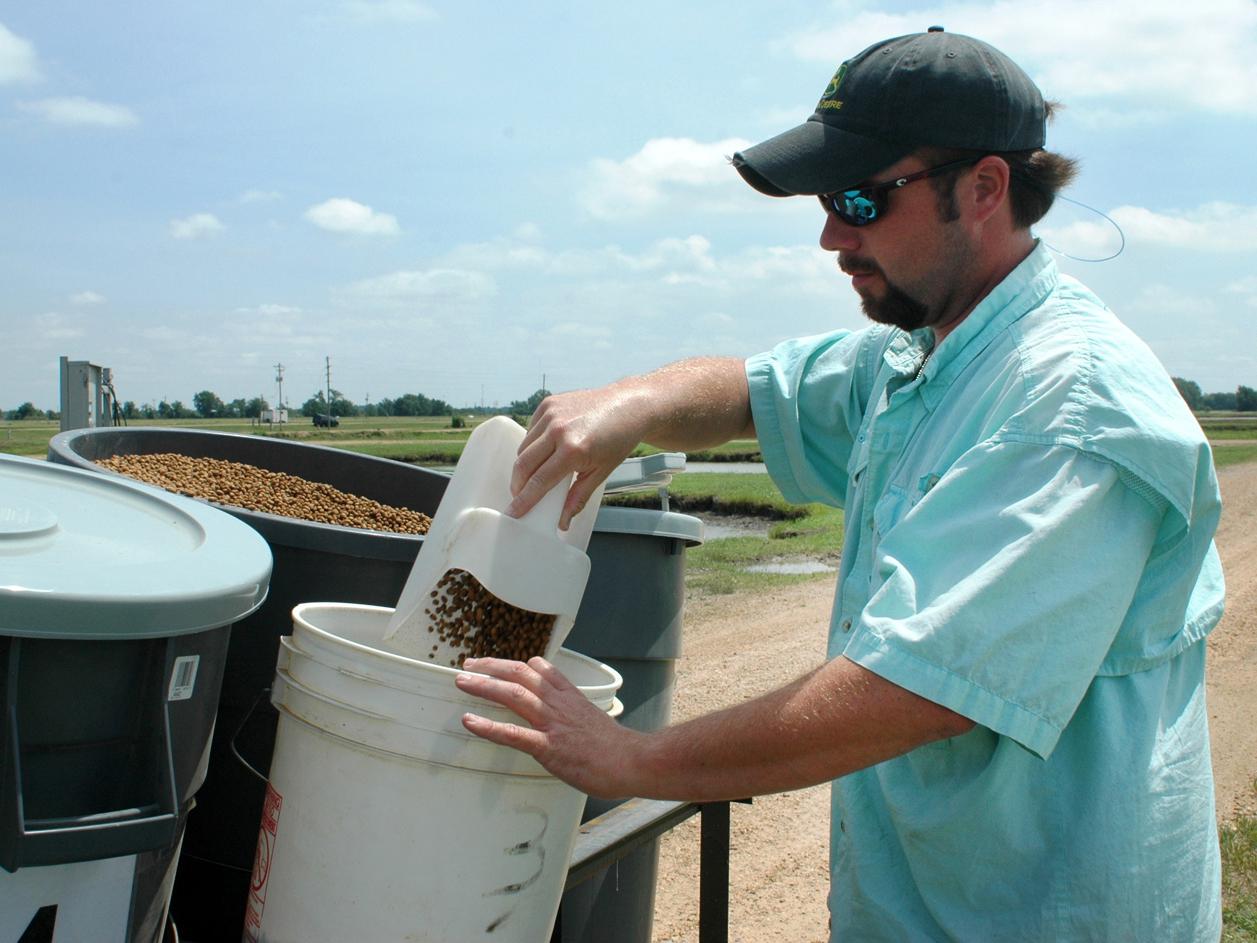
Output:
[820, 210, 861, 252]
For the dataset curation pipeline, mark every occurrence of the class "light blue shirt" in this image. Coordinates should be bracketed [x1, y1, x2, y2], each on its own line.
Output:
[746, 242, 1225, 942]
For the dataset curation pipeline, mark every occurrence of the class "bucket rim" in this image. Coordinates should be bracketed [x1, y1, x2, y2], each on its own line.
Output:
[290, 601, 624, 694]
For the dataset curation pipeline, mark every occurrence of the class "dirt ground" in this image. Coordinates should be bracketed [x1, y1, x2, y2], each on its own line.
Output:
[649, 461, 1257, 943]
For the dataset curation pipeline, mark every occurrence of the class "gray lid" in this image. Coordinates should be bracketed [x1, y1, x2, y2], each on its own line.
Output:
[0, 453, 272, 639]
[604, 452, 687, 494]
[593, 506, 704, 546]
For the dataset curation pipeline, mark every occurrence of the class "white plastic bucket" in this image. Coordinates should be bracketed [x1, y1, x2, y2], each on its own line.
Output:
[242, 602, 623, 943]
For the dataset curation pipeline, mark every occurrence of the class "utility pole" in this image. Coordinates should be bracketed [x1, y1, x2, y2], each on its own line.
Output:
[274, 363, 285, 409]
[325, 356, 332, 414]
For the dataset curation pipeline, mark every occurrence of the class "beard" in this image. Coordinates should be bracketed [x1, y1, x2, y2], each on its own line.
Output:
[840, 255, 932, 332]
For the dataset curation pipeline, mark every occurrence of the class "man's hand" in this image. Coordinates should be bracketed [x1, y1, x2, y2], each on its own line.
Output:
[506, 387, 647, 531]
[456, 656, 644, 799]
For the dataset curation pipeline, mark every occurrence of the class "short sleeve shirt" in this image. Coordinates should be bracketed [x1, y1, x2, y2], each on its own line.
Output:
[746, 242, 1225, 941]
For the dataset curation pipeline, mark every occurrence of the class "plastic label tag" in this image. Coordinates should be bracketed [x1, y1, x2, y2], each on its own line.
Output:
[167, 655, 200, 701]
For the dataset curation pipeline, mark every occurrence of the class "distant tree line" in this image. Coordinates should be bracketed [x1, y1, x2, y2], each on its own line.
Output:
[298, 389, 454, 418]
[3, 402, 58, 421]
[6, 381, 1256, 423]
[1172, 379, 1257, 412]
[136, 384, 1257, 420]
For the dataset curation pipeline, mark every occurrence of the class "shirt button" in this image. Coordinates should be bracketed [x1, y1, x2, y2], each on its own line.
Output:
[842, 619, 852, 632]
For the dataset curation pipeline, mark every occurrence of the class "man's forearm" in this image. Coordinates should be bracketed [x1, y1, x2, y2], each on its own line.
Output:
[617, 657, 974, 802]
[625, 356, 756, 450]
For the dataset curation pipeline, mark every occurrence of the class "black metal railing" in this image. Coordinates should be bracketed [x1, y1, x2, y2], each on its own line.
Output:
[552, 797, 751, 943]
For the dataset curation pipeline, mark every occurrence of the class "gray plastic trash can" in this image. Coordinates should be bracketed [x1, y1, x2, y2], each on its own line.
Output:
[559, 506, 703, 943]
[0, 453, 271, 943]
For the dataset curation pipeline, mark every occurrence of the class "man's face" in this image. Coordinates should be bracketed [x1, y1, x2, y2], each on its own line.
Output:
[820, 155, 977, 333]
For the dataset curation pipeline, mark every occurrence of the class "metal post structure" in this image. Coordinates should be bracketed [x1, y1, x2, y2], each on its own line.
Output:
[553, 797, 751, 943]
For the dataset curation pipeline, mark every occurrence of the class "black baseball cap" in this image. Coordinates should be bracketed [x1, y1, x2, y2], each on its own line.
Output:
[732, 27, 1047, 196]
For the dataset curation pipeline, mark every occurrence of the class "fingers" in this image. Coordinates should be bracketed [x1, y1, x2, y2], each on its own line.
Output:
[509, 419, 556, 501]
[456, 657, 576, 759]
[456, 658, 551, 719]
[506, 446, 569, 519]
[558, 471, 603, 532]
[460, 712, 548, 753]
[522, 655, 580, 694]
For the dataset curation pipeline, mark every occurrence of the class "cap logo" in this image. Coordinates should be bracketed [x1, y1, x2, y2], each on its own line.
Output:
[817, 63, 848, 111]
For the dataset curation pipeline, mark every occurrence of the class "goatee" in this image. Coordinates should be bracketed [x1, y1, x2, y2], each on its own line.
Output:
[840, 255, 931, 332]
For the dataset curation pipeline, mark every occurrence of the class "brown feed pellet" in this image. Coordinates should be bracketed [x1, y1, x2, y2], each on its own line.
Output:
[424, 568, 557, 667]
[96, 453, 432, 534]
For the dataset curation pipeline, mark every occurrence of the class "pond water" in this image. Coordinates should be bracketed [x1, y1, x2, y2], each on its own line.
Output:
[744, 560, 836, 575]
[692, 512, 771, 540]
[684, 462, 767, 474]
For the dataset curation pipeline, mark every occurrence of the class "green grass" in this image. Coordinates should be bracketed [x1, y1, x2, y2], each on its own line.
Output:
[334, 439, 469, 463]
[0, 419, 60, 458]
[1215, 444, 1257, 468]
[1223, 800, 1257, 941]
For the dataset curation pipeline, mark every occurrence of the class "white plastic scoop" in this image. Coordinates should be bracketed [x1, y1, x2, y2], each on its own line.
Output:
[382, 416, 605, 666]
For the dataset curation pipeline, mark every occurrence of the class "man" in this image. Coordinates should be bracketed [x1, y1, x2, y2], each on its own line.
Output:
[456, 28, 1225, 940]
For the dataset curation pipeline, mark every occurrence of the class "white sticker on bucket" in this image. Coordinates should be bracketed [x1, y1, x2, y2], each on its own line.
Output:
[243, 782, 282, 943]
[167, 655, 200, 701]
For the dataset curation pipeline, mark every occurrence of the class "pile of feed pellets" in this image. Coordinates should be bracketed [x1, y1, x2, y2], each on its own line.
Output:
[97, 453, 432, 534]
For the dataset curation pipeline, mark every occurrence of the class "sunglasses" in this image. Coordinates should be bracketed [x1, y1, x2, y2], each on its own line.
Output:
[817, 157, 983, 227]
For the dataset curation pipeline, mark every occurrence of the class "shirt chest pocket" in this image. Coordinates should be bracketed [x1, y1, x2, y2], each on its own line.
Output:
[872, 483, 913, 538]
[871, 471, 941, 539]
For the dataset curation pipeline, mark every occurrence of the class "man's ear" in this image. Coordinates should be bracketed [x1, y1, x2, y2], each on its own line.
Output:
[968, 155, 1013, 225]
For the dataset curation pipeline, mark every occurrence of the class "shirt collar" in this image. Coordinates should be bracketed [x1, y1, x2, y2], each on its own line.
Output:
[882, 241, 1059, 409]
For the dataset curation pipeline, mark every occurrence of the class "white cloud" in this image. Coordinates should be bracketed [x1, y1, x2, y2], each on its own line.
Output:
[1112, 203, 1257, 252]
[35, 312, 83, 341]
[18, 96, 139, 127]
[238, 189, 282, 204]
[1225, 276, 1257, 309]
[304, 198, 401, 235]
[228, 304, 306, 341]
[789, 0, 1257, 115]
[1039, 202, 1257, 255]
[0, 22, 40, 83]
[548, 321, 613, 340]
[443, 233, 838, 303]
[170, 213, 225, 240]
[70, 291, 106, 305]
[581, 137, 755, 219]
[341, 267, 496, 306]
[343, 0, 437, 23]
[236, 303, 302, 317]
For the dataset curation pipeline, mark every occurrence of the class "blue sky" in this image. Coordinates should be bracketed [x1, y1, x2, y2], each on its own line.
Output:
[3, 0, 1255, 412]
